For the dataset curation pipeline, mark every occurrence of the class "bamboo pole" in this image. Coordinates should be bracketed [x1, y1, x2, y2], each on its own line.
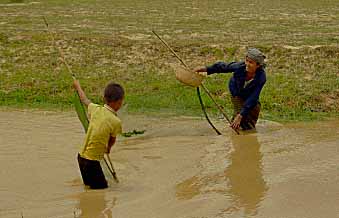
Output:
[152, 30, 239, 135]
[43, 17, 75, 80]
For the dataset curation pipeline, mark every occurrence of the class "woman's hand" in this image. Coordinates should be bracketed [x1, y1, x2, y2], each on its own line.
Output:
[193, 67, 208, 76]
[230, 114, 242, 130]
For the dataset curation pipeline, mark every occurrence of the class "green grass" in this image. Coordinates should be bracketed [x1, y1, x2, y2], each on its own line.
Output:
[0, 0, 338, 121]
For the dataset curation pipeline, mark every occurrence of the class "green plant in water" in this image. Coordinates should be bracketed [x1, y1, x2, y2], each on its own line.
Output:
[122, 130, 146, 137]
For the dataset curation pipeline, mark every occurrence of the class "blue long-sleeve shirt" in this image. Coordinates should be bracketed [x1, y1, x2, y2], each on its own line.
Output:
[206, 61, 266, 117]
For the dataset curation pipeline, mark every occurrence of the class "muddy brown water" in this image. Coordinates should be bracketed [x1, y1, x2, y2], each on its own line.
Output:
[0, 110, 338, 218]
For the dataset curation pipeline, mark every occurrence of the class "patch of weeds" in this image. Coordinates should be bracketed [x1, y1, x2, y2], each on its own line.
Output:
[122, 129, 146, 137]
[224, 46, 239, 58]
[0, 33, 9, 43]
[1, 0, 339, 122]
[199, 47, 224, 59]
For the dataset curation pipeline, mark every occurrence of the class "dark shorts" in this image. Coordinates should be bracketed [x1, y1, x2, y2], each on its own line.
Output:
[231, 96, 261, 130]
[77, 154, 108, 189]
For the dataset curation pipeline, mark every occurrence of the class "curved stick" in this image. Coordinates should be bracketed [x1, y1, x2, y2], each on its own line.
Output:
[197, 87, 222, 135]
[200, 84, 239, 134]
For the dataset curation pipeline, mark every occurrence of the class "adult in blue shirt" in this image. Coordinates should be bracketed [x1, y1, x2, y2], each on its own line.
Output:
[195, 48, 266, 131]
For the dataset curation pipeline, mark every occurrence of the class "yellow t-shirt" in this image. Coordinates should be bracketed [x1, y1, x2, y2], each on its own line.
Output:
[79, 103, 122, 160]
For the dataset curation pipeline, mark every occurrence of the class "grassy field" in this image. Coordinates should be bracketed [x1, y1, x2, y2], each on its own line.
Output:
[0, 0, 338, 121]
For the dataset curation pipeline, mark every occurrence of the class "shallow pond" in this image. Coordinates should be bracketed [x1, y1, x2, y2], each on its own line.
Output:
[0, 110, 338, 218]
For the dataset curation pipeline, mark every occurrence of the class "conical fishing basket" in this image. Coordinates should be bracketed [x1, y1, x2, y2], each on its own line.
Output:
[175, 67, 204, 87]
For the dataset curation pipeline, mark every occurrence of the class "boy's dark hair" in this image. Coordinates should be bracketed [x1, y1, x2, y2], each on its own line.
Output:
[104, 82, 124, 103]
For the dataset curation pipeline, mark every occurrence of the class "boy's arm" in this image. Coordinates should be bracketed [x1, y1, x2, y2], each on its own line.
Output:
[73, 80, 91, 107]
[106, 136, 116, 154]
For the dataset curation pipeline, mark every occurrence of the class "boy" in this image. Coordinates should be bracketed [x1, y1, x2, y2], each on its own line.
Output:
[73, 80, 124, 189]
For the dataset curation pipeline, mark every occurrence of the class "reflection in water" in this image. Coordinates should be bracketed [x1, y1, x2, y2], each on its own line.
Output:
[224, 134, 268, 216]
[176, 133, 268, 217]
[76, 190, 115, 218]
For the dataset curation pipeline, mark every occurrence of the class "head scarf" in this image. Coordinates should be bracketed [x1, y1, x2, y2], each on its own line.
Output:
[246, 48, 266, 66]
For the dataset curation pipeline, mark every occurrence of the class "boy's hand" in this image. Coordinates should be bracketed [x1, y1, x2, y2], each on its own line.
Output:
[73, 79, 80, 90]
[72, 79, 91, 106]
[105, 146, 112, 154]
[105, 136, 116, 154]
